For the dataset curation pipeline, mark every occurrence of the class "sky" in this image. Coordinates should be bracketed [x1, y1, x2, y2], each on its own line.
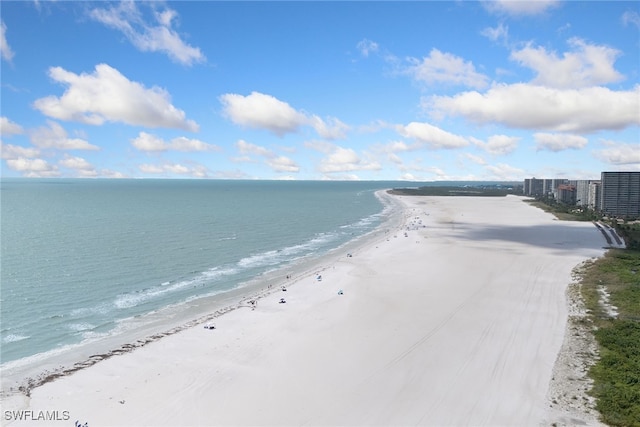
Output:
[1, 1, 639, 181]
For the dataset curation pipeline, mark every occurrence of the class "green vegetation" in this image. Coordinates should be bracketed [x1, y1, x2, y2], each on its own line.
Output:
[527, 197, 640, 425]
[578, 250, 640, 426]
[388, 186, 519, 197]
[614, 223, 640, 251]
[524, 197, 600, 221]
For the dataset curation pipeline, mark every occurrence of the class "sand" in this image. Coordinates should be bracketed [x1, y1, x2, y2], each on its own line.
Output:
[2, 194, 612, 426]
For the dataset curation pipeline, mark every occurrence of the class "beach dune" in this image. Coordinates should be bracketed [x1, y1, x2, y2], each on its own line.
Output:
[4, 194, 608, 426]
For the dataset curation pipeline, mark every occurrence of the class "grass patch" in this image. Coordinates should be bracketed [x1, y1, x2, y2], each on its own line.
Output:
[578, 250, 640, 426]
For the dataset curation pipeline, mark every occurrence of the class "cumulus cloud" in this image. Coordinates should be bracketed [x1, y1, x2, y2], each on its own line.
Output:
[471, 134, 519, 155]
[1, 21, 14, 62]
[88, 2, 205, 66]
[220, 92, 307, 136]
[220, 92, 348, 139]
[481, 23, 509, 43]
[309, 116, 350, 140]
[235, 139, 299, 173]
[397, 122, 469, 149]
[510, 38, 624, 88]
[33, 64, 199, 131]
[1, 143, 40, 159]
[131, 132, 218, 152]
[268, 156, 300, 173]
[139, 162, 210, 178]
[317, 146, 381, 174]
[0, 117, 24, 136]
[483, 0, 559, 16]
[236, 139, 273, 157]
[534, 133, 589, 152]
[405, 49, 489, 89]
[593, 141, 640, 165]
[429, 84, 640, 133]
[59, 154, 98, 177]
[6, 158, 60, 177]
[29, 121, 99, 150]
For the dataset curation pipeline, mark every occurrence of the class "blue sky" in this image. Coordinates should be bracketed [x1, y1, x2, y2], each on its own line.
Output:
[1, 1, 639, 181]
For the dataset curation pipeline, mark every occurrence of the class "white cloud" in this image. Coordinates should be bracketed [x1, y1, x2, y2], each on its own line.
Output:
[6, 158, 60, 177]
[59, 155, 94, 170]
[400, 173, 419, 181]
[29, 121, 100, 150]
[320, 173, 362, 181]
[388, 152, 403, 165]
[138, 162, 210, 178]
[304, 140, 336, 154]
[220, 92, 348, 139]
[1, 143, 40, 159]
[593, 141, 640, 165]
[309, 116, 350, 140]
[484, 163, 525, 180]
[220, 92, 307, 136]
[235, 139, 299, 174]
[386, 140, 411, 153]
[131, 132, 218, 152]
[357, 39, 379, 57]
[405, 49, 489, 89]
[88, 2, 205, 66]
[318, 146, 381, 173]
[268, 156, 300, 173]
[398, 122, 469, 149]
[481, 23, 509, 43]
[510, 38, 624, 88]
[139, 163, 164, 174]
[236, 139, 272, 157]
[429, 83, 640, 133]
[1, 21, 14, 62]
[483, 0, 559, 16]
[534, 133, 589, 152]
[358, 120, 395, 134]
[0, 117, 24, 136]
[33, 64, 199, 131]
[461, 152, 487, 165]
[622, 10, 640, 28]
[59, 155, 98, 177]
[101, 169, 127, 179]
[471, 134, 519, 155]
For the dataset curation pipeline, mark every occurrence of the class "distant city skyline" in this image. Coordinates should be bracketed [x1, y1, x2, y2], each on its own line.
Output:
[1, 1, 639, 180]
[523, 171, 640, 218]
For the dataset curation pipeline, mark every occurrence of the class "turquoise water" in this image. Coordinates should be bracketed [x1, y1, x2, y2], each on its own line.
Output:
[1, 179, 410, 368]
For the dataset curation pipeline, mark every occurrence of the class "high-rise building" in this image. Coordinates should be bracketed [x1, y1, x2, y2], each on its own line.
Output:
[557, 184, 576, 204]
[575, 180, 597, 207]
[588, 181, 600, 210]
[599, 172, 640, 218]
[523, 178, 544, 196]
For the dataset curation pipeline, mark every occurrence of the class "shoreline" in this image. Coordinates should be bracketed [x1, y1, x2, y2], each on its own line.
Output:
[3, 193, 610, 426]
[0, 190, 404, 400]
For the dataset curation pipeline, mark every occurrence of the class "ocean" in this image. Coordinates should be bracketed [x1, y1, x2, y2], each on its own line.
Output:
[1, 179, 418, 386]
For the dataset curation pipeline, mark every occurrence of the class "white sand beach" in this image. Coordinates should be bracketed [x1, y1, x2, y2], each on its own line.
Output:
[3, 194, 611, 426]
